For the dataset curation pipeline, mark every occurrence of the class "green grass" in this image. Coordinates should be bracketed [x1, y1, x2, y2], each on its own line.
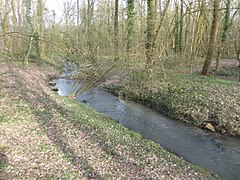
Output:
[0, 98, 34, 124]
[37, 143, 51, 152]
[55, 96, 216, 178]
[0, 145, 7, 171]
[0, 162, 7, 170]
[0, 61, 217, 178]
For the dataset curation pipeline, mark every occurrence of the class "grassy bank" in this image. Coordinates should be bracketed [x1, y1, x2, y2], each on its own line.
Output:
[106, 70, 240, 136]
[0, 61, 216, 179]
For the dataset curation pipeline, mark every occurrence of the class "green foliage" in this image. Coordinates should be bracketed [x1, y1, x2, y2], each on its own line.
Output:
[221, 0, 231, 43]
[216, 67, 239, 78]
[126, 0, 135, 52]
[109, 70, 240, 136]
[0, 145, 7, 171]
[0, 162, 7, 170]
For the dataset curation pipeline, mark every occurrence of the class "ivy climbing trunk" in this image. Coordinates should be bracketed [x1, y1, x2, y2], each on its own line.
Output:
[114, 0, 119, 61]
[202, 0, 220, 76]
[145, 0, 157, 76]
[36, 0, 44, 60]
[126, 0, 135, 58]
[215, 0, 231, 71]
[179, 0, 184, 53]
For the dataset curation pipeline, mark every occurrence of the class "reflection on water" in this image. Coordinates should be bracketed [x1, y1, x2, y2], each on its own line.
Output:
[56, 77, 240, 180]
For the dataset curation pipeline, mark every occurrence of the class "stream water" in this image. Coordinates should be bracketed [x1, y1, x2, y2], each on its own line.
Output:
[56, 63, 240, 180]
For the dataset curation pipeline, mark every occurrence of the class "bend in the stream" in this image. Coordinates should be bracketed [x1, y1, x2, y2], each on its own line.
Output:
[55, 64, 240, 180]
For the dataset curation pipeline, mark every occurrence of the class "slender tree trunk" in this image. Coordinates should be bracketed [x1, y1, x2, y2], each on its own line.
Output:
[25, 36, 33, 65]
[4, 0, 10, 31]
[20, 0, 25, 27]
[36, 0, 44, 60]
[185, 1, 193, 55]
[77, 0, 80, 44]
[0, 0, 2, 32]
[11, 0, 17, 30]
[145, 0, 157, 76]
[86, 0, 95, 61]
[179, 0, 184, 53]
[114, 0, 119, 61]
[174, 2, 179, 53]
[238, 50, 240, 82]
[0, 0, 2, 22]
[126, 0, 135, 55]
[4, 0, 10, 49]
[189, 0, 206, 73]
[11, 0, 18, 52]
[202, 0, 220, 76]
[215, 0, 230, 71]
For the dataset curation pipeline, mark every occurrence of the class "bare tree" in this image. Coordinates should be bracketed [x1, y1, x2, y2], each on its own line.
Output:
[36, 0, 44, 59]
[114, 0, 119, 61]
[145, 0, 157, 76]
[4, 0, 10, 48]
[215, 0, 231, 71]
[126, 0, 135, 56]
[202, 0, 220, 76]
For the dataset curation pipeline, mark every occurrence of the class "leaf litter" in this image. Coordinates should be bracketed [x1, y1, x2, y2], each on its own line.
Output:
[0, 61, 216, 179]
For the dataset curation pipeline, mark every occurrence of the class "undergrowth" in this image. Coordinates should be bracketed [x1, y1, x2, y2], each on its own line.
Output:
[107, 70, 240, 136]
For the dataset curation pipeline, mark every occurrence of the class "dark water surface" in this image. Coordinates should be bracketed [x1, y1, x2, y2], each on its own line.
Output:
[56, 64, 240, 180]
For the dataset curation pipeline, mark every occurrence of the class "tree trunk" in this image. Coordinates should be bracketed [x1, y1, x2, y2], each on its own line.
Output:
[174, 2, 179, 53]
[0, 0, 2, 25]
[25, 36, 33, 65]
[215, 0, 231, 71]
[11, 0, 17, 30]
[126, 0, 135, 55]
[37, 0, 44, 60]
[25, 0, 32, 30]
[179, 0, 184, 53]
[11, 0, 18, 51]
[236, 43, 240, 83]
[77, 0, 80, 44]
[114, 0, 119, 61]
[202, 0, 220, 76]
[86, 0, 95, 61]
[185, 1, 192, 48]
[145, 0, 157, 76]
[4, 0, 10, 49]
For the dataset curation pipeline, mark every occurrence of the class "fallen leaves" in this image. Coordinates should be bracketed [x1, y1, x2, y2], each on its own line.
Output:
[0, 62, 215, 179]
[117, 70, 240, 136]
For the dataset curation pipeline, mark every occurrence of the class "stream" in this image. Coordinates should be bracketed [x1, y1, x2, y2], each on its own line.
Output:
[56, 63, 240, 180]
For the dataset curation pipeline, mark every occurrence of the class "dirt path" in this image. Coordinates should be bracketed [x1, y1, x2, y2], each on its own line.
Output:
[193, 58, 239, 72]
[0, 62, 215, 179]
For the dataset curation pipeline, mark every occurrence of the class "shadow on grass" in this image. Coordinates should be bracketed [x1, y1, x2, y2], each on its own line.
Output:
[4, 65, 147, 178]
[21, 81, 146, 178]
[3, 67, 104, 179]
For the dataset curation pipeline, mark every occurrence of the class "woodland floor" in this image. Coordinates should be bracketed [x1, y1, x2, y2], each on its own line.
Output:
[106, 58, 240, 136]
[193, 58, 239, 79]
[193, 58, 239, 72]
[0, 61, 216, 179]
